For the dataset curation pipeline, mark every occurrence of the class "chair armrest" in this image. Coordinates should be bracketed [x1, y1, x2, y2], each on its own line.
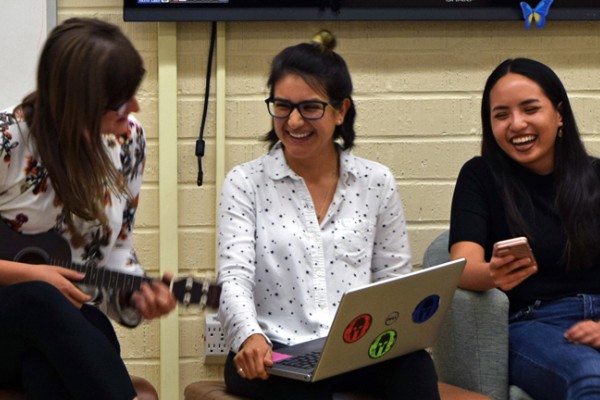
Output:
[432, 288, 510, 400]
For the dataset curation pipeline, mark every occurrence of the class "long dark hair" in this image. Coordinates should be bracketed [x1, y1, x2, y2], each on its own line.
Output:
[16, 18, 145, 230]
[481, 58, 600, 271]
[263, 30, 356, 150]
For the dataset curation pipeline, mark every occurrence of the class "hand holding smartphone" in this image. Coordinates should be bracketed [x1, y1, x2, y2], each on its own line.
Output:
[493, 236, 537, 266]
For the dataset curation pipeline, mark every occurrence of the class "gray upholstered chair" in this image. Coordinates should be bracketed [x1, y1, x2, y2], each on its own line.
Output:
[423, 230, 533, 400]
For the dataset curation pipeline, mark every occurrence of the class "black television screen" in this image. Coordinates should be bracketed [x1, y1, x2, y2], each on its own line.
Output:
[124, 0, 600, 22]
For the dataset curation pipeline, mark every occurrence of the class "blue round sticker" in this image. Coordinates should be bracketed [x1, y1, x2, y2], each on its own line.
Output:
[412, 294, 440, 323]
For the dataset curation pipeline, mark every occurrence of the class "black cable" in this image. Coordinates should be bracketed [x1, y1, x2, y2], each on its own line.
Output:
[196, 21, 217, 187]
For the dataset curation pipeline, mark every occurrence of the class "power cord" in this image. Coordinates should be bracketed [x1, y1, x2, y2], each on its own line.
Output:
[196, 21, 217, 187]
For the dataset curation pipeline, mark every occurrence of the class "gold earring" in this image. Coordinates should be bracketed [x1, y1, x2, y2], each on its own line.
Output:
[558, 127, 563, 138]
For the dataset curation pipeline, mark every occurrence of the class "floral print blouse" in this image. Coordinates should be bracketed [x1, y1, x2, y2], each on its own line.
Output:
[0, 115, 146, 327]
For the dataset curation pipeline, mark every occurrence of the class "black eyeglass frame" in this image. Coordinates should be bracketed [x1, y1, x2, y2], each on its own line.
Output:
[108, 100, 129, 117]
[265, 97, 341, 120]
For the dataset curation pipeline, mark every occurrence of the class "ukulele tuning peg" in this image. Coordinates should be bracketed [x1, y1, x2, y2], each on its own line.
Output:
[182, 276, 195, 308]
[171, 274, 221, 309]
[200, 278, 210, 310]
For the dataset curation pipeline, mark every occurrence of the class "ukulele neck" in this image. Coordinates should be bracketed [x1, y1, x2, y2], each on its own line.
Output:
[72, 261, 154, 293]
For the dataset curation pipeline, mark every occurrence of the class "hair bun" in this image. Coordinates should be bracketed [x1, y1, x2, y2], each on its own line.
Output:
[310, 29, 336, 51]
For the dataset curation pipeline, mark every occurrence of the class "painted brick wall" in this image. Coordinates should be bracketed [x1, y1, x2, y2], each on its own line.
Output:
[56, 0, 600, 397]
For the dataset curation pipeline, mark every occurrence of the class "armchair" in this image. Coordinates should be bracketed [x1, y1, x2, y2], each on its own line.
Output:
[423, 230, 533, 400]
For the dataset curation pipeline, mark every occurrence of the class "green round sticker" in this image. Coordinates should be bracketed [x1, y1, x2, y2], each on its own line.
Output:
[368, 330, 397, 359]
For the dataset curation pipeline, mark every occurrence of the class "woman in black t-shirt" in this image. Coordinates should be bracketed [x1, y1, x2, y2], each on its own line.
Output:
[450, 58, 600, 399]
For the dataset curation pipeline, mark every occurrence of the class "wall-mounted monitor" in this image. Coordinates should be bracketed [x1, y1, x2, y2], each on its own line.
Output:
[124, 0, 600, 22]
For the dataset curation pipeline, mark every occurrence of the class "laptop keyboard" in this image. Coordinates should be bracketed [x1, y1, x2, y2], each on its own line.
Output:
[277, 351, 321, 370]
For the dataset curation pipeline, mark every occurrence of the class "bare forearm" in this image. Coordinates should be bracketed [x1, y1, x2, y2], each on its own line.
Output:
[458, 260, 496, 291]
[0, 260, 40, 285]
[451, 241, 496, 291]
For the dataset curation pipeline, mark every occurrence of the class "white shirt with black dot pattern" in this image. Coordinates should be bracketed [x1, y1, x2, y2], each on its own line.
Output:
[217, 143, 412, 352]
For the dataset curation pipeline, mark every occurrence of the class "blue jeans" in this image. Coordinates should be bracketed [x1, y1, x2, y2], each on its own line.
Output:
[509, 294, 600, 400]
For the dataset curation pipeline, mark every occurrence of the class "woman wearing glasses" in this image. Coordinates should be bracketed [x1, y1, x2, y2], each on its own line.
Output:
[217, 30, 440, 399]
[0, 18, 175, 399]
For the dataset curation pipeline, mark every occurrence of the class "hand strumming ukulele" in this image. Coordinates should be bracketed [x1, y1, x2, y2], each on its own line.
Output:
[0, 222, 220, 309]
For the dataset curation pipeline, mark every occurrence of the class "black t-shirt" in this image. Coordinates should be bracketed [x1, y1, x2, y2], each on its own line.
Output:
[449, 156, 600, 314]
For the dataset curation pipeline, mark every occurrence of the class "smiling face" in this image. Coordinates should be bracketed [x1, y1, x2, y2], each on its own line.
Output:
[272, 73, 348, 167]
[489, 72, 563, 175]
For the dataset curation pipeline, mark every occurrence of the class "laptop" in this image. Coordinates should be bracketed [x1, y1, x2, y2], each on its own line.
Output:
[265, 258, 466, 382]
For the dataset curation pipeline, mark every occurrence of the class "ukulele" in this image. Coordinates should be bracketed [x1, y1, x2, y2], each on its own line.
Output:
[0, 222, 221, 309]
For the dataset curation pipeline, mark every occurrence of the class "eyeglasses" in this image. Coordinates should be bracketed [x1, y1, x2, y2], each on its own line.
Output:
[265, 98, 340, 120]
[111, 100, 129, 118]
[115, 103, 128, 118]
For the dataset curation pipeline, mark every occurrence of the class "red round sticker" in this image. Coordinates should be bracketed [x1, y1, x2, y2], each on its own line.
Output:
[343, 313, 372, 343]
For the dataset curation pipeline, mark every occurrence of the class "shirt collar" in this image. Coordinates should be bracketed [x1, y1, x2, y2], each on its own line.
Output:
[265, 142, 359, 185]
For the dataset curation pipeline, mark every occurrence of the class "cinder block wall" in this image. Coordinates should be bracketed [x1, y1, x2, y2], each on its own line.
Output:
[57, 0, 600, 397]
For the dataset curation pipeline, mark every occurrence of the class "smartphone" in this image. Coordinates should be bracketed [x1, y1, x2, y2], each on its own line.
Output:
[493, 237, 537, 265]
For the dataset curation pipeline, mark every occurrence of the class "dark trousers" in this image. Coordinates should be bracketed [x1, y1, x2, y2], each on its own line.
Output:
[224, 344, 440, 400]
[0, 281, 136, 400]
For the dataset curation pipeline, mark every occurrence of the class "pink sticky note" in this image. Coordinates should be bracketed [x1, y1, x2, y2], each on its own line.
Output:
[272, 352, 292, 362]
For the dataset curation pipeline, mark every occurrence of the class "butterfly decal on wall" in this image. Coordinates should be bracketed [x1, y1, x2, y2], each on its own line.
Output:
[520, 0, 554, 29]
